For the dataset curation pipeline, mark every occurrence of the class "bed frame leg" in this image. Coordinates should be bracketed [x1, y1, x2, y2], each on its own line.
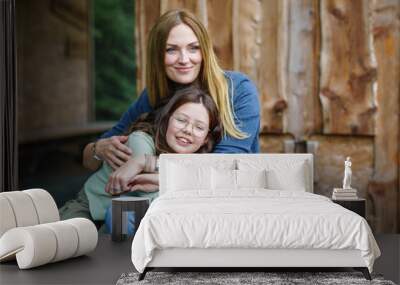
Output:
[354, 267, 371, 280]
[138, 268, 148, 281]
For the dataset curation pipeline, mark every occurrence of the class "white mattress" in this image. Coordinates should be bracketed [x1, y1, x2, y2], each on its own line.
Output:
[131, 190, 380, 273]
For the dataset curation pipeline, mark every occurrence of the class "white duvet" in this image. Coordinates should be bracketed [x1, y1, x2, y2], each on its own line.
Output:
[131, 190, 380, 273]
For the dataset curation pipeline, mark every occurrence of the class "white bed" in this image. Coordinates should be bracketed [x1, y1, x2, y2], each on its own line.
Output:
[131, 154, 380, 280]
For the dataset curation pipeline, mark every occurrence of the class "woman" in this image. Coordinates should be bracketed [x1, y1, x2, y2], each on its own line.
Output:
[60, 86, 222, 222]
[83, 9, 260, 178]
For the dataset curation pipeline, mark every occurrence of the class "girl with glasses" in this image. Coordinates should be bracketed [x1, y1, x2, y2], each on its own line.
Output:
[60, 86, 222, 226]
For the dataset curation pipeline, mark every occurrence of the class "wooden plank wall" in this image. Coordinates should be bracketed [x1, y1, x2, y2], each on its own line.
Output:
[368, 0, 400, 233]
[135, 0, 400, 233]
[320, 0, 376, 135]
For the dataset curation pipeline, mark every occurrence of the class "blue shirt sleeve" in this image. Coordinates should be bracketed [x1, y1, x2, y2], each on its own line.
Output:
[213, 72, 260, 153]
[100, 89, 153, 139]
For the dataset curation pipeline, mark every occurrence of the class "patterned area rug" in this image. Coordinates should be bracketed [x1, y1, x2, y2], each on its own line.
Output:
[116, 271, 396, 285]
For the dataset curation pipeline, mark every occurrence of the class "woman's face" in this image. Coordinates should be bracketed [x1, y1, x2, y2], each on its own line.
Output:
[166, 102, 210, 153]
[164, 24, 202, 84]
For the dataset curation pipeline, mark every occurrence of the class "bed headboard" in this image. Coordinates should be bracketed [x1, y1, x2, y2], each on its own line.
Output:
[159, 153, 314, 195]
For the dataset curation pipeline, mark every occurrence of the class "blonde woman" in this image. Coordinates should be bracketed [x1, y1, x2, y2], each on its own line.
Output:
[82, 9, 260, 193]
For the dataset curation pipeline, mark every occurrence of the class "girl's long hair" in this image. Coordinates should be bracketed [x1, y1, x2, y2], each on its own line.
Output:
[129, 86, 222, 154]
[146, 9, 247, 139]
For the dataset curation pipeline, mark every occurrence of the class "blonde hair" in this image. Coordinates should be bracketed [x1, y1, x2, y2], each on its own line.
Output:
[146, 9, 246, 139]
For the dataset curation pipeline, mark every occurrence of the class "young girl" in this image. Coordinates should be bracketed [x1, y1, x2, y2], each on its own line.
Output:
[60, 86, 222, 223]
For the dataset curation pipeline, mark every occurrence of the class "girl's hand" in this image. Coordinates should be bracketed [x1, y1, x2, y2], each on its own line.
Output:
[105, 155, 146, 195]
[96, 136, 132, 170]
[129, 173, 159, 192]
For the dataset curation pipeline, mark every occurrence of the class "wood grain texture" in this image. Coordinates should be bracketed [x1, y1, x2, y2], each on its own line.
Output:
[258, 0, 320, 137]
[232, 0, 262, 81]
[368, 0, 400, 233]
[259, 134, 294, 154]
[282, 0, 320, 139]
[258, 0, 285, 133]
[206, 0, 233, 70]
[160, 0, 203, 19]
[135, 0, 160, 93]
[319, 0, 377, 135]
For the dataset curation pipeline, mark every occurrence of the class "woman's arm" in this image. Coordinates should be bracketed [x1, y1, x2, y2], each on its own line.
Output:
[82, 136, 132, 171]
[82, 91, 153, 170]
[83, 142, 101, 170]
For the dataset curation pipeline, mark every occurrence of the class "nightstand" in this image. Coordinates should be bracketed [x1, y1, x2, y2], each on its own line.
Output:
[111, 197, 150, 242]
[332, 198, 366, 218]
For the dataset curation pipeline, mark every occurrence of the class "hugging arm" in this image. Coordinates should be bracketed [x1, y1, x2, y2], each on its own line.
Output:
[105, 131, 157, 194]
[82, 136, 132, 171]
[82, 91, 153, 171]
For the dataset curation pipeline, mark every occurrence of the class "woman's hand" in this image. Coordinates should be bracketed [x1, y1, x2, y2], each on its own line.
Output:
[129, 173, 159, 192]
[95, 136, 133, 170]
[105, 155, 146, 195]
[83, 136, 133, 171]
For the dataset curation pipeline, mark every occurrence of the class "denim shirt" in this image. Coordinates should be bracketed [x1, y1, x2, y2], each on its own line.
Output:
[100, 71, 260, 153]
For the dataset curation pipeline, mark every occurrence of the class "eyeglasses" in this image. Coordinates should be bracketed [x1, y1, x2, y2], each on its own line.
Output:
[171, 115, 209, 137]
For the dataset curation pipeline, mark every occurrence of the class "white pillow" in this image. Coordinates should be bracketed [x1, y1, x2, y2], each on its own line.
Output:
[265, 163, 307, 191]
[237, 159, 308, 191]
[211, 168, 236, 190]
[236, 169, 267, 189]
[211, 169, 268, 191]
[167, 162, 211, 191]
